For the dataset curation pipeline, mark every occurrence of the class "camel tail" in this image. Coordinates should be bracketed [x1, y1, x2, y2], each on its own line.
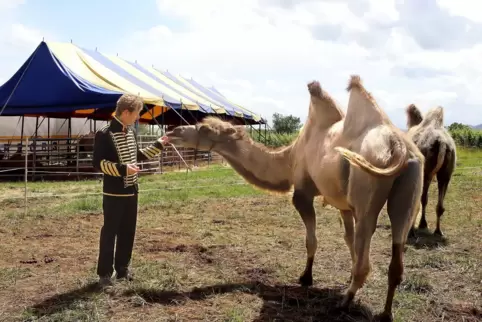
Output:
[334, 141, 409, 177]
[431, 140, 446, 178]
[413, 201, 423, 229]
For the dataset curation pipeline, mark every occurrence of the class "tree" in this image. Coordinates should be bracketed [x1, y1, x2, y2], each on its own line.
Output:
[447, 122, 472, 132]
[272, 113, 302, 134]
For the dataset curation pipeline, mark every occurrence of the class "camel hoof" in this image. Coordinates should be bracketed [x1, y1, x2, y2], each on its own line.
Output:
[408, 228, 416, 239]
[298, 274, 313, 287]
[346, 274, 352, 284]
[376, 311, 394, 322]
[433, 229, 444, 237]
[337, 292, 354, 310]
[418, 220, 428, 230]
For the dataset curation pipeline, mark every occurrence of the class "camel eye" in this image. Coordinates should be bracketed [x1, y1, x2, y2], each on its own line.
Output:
[225, 127, 236, 135]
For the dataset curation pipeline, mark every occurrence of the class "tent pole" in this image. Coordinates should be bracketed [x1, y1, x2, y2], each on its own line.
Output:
[264, 123, 267, 144]
[161, 108, 164, 173]
[48, 117, 51, 164]
[20, 116, 25, 152]
[35, 116, 39, 137]
[68, 117, 72, 160]
[24, 137, 28, 216]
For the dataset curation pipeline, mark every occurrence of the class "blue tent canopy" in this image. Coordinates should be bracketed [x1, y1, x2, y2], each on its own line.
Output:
[0, 42, 123, 116]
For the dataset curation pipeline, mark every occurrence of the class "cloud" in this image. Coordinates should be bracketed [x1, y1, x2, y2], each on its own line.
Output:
[114, 0, 482, 128]
[0, 1, 50, 87]
[0, 0, 24, 10]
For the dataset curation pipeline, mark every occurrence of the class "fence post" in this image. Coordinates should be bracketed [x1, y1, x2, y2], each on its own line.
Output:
[24, 137, 28, 216]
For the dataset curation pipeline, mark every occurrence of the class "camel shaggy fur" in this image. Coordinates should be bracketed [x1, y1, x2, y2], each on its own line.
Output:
[166, 75, 424, 321]
[405, 104, 457, 237]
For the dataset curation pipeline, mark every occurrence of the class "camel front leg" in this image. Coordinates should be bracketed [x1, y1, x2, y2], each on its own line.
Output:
[292, 189, 317, 286]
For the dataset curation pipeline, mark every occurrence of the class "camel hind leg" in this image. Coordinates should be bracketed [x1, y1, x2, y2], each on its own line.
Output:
[340, 175, 393, 309]
[380, 158, 423, 321]
[434, 149, 455, 236]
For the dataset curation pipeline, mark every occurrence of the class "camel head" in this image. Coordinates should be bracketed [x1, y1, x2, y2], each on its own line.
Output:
[165, 117, 247, 151]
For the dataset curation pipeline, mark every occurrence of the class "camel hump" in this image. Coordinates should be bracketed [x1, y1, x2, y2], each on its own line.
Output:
[406, 104, 423, 128]
[343, 75, 386, 139]
[346, 75, 363, 92]
[307, 80, 345, 123]
[420, 106, 444, 129]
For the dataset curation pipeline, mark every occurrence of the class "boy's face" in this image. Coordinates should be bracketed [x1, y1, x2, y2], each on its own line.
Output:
[121, 108, 141, 126]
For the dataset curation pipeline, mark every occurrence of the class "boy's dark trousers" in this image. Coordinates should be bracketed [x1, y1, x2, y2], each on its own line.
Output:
[96, 193, 138, 278]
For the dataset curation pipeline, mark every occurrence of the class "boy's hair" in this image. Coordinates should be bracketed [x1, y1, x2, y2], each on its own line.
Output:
[115, 94, 143, 116]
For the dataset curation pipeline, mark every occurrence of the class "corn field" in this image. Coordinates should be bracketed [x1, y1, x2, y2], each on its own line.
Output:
[251, 127, 482, 149]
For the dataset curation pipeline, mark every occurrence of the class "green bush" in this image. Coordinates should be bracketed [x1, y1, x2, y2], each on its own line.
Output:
[250, 129, 298, 148]
[449, 128, 482, 148]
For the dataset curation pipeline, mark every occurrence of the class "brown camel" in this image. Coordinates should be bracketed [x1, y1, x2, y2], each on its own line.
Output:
[166, 75, 424, 321]
[405, 104, 457, 237]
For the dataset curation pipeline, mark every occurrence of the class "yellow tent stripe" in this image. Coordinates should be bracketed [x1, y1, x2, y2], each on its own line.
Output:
[104, 54, 199, 110]
[76, 48, 164, 106]
[174, 75, 241, 116]
[201, 85, 261, 121]
[46, 42, 124, 93]
[146, 66, 227, 115]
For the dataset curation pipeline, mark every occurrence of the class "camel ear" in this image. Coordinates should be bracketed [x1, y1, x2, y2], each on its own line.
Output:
[198, 124, 212, 135]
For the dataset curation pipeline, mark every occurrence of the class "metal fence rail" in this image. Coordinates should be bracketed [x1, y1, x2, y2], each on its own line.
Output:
[0, 135, 225, 181]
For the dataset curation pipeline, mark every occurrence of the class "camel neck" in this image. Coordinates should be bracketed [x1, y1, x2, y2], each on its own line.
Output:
[216, 139, 293, 193]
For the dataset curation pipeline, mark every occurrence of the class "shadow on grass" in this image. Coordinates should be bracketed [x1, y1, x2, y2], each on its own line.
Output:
[124, 282, 375, 322]
[407, 228, 449, 250]
[25, 281, 102, 318]
[26, 280, 374, 321]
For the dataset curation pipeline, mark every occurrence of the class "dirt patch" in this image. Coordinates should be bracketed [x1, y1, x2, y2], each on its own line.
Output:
[435, 301, 482, 321]
[23, 233, 54, 240]
[242, 267, 275, 284]
[19, 255, 56, 265]
[142, 241, 229, 265]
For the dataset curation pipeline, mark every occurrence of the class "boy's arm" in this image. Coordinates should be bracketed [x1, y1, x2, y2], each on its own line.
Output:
[92, 130, 127, 177]
[137, 137, 166, 161]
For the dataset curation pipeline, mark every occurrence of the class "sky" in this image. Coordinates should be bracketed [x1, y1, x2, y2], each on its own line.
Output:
[1, 0, 482, 129]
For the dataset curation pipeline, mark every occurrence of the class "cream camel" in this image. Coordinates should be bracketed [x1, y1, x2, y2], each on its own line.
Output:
[166, 75, 424, 321]
[405, 104, 456, 237]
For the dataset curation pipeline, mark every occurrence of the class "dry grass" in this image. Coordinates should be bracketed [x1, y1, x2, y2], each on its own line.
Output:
[0, 151, 481, 322]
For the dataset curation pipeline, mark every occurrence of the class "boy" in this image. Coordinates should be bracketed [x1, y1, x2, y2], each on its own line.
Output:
[92, 94, 169, 286]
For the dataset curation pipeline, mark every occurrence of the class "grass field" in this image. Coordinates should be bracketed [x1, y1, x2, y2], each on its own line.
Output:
[0, 148, 481, 321]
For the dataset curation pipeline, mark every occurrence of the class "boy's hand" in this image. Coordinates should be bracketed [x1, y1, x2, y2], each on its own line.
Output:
[127, 164, 140, 175]
[159, 136, 170, 145]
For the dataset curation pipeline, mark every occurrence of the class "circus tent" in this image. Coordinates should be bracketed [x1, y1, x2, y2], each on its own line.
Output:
[0, 40, 266, 139]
